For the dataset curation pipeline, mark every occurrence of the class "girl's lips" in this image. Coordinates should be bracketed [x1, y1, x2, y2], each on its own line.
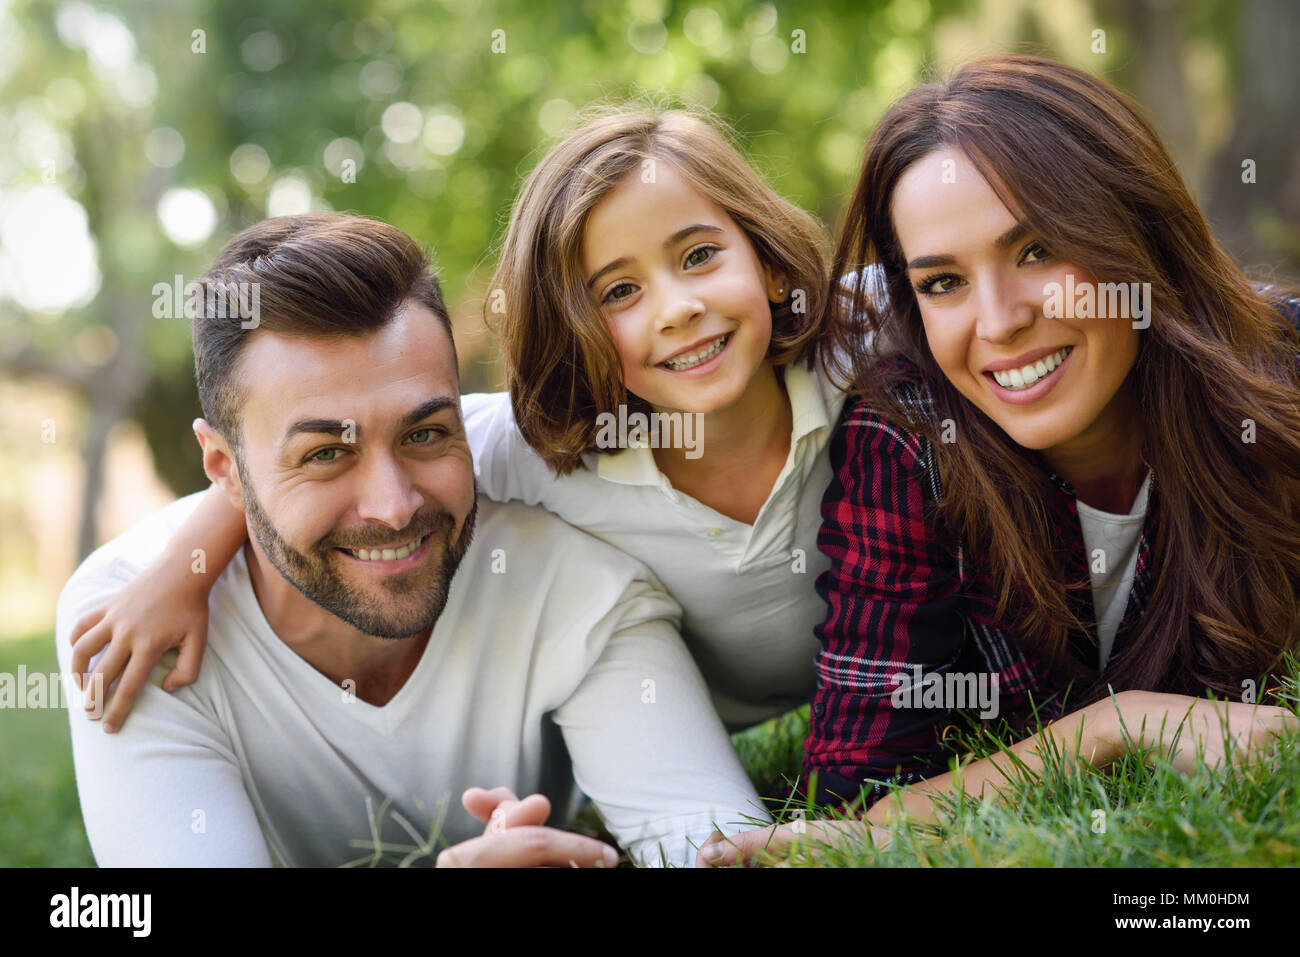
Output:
[983, 346, 1074, 405]
[335, 532, 433, 574]
[658, 333, 730, 377]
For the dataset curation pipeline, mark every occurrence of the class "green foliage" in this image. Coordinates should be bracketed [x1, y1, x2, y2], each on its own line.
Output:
[0, 633, 95, 867]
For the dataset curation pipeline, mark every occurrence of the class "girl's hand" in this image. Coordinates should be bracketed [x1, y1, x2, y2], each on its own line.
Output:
[696, 818, 891, 867]
[1103, 690, 1298, 773]
[68, 564, 212, 733]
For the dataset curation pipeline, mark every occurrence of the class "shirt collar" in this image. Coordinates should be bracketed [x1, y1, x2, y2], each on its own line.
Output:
[595, 363, 832, 487]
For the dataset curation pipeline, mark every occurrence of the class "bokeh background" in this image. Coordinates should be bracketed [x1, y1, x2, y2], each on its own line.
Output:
[1, 0, 1297, 866]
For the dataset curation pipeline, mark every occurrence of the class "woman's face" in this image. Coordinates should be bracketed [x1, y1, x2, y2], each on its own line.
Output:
[890, 146, 1141, 455]
[579, 160, 784, 416]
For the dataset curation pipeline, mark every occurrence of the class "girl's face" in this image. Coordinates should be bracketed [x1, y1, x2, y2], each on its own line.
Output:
[580, 161, 785, 415]
[890, 147, 1141, 454]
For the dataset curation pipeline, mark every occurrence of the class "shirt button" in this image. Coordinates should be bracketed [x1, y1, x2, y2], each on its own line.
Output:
[705, 527, 721, 538]
[813, 703, 825, 716]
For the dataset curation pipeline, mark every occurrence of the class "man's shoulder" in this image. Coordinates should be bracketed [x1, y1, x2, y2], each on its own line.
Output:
[62, 492, 209, 595]
[468, 497, 648, 575]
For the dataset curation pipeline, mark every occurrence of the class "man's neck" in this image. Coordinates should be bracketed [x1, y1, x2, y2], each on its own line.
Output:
[243, 540, 431, 706]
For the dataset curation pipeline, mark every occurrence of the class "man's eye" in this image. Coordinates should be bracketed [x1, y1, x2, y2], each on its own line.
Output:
[602, 282, 637, 304]
[684, 244, 718, 268]
[915, 273, 963, 297]
[1021, 241, 1052, 264]
[409, 427, 444, 444]
[309, 447, 344, 463]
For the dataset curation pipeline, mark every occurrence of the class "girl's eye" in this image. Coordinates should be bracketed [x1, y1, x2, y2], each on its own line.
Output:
[601, 281, 637, 305]
[915, 273, 964, 297]
[308, 447, 344, 463]
[684, 244, 718, 268]
[1021, 241, 1051, 264]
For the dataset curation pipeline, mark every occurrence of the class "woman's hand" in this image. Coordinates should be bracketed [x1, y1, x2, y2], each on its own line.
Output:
[68, 561, 212, 733]
[1100, 690, 1298, 773]
[696, 818, 892, 867]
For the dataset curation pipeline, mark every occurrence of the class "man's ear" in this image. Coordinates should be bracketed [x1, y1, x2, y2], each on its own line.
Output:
[193, 418, 245, 511]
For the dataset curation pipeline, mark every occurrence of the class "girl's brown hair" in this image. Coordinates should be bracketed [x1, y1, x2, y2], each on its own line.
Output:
[830, 55, 1300, 701]
[487, 103, 830, 474]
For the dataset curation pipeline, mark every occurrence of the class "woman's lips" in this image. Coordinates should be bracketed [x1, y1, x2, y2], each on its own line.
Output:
[983, 345, 1074, 406]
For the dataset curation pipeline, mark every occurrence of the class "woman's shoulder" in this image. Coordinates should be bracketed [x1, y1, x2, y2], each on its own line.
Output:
[835, 357, 943, 478]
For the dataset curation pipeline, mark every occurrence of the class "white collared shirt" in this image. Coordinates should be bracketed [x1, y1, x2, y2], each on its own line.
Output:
[56, 494, 765, 867]
[462, 364, 847, 730]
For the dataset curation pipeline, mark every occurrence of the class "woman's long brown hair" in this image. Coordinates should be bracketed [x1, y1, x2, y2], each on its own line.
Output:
[828, 55, 1300, 702]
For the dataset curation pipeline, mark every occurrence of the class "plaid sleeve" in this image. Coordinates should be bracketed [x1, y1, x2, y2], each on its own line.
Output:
[803, 396, 968, 810]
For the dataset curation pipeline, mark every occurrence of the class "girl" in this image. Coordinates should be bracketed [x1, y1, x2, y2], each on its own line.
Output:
[70, 105, 845, 735]
[703, 55, 1300, 865]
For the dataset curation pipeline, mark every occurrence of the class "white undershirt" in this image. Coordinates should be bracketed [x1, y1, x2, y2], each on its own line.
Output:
[1075, 469, 1153, 670]
[56, 494, 766, 867]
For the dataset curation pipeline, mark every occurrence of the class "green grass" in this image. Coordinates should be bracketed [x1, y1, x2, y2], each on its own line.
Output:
[722, 667, 1300, 868]
[8, 625, 1298, 869]
[0, 631, 96, 867]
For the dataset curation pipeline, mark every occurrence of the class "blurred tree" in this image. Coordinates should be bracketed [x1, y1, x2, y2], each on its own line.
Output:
[2, 0, 1295, 566]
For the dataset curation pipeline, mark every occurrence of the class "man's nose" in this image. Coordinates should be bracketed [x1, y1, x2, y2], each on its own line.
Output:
[974, 272, 1037, 344]
[353, 452, 423, 532]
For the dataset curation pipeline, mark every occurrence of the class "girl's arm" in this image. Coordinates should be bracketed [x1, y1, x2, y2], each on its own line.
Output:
[67, 485, 248, 732]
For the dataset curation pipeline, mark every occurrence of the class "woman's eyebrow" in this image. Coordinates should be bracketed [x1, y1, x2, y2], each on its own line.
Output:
[905, 222, 1030, 271]
[585, 224, 724, 289]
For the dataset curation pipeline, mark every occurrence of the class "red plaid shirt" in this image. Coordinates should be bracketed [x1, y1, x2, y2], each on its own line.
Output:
[802, 359, 1157, 810]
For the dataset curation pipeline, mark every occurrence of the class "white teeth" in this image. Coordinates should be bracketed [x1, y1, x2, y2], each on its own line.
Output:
[992, 347, 1072, 391]
[662, 334, 728, 371]
[348, 534, 425, 562]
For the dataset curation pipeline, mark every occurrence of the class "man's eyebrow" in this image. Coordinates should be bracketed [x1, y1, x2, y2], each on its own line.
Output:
[906, 222, 1031, 271]
[279, 397, 459, 452]
[585, 224, 725, 289]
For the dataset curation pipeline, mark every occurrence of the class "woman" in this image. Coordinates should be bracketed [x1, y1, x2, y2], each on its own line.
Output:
[704, 54, 1300, 865]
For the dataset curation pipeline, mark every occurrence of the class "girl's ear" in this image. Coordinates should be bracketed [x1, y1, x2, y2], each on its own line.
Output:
[763, 263, 789, 303]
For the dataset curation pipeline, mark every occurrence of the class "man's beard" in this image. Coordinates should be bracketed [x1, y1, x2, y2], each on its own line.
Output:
[238, 462, 477, 639]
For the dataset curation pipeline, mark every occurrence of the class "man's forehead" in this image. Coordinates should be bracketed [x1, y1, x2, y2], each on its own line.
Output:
[235, 302, 457, 441]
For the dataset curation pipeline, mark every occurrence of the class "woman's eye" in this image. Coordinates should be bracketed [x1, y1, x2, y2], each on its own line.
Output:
[915, 273, 963, 297]
[602, 281, 637, 305]
[309, 447, 343, 463]
[1021, 241, 1051, 264]
[684, 244, 717, 268]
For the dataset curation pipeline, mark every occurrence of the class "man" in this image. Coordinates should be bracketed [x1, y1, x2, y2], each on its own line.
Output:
[55, 213, 763, 866]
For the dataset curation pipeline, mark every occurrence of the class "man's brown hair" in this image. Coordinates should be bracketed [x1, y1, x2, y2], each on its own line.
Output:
[192, 212, 453, 447]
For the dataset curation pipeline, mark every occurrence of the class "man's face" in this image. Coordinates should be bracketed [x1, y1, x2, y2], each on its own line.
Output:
[229, 300, 476, 639]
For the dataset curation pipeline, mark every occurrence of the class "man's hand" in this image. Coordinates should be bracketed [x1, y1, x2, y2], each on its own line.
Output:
[435, 787, 621, 868]
[696, 819, 890, 867]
